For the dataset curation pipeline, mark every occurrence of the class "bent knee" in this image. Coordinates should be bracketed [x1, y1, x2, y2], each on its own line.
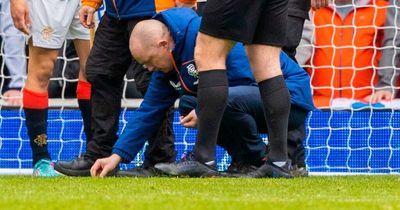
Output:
[194, 34, 234, 70]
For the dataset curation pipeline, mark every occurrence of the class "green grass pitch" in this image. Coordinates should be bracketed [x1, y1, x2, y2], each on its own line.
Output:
[0, 176, 399, 210]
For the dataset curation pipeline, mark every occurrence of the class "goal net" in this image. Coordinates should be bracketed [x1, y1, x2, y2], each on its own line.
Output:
[0, 1, 399, 175]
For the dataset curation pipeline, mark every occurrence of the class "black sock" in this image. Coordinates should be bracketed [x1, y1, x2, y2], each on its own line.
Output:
[194, 70, 228, 164]
[78, 99, 92, 144]
[258, 75, 290, 162]
[24, 108, 50, 166]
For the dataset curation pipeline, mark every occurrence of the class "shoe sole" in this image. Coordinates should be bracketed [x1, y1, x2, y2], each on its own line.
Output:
[54, 164, 91, 177]
[155, 164, 218, 178]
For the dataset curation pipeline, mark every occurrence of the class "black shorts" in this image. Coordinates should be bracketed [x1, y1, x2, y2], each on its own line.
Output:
[200, 0, 289, 46]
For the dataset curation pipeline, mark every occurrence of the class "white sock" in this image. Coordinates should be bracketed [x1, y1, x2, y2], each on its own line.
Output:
[273, 161, 286, 167]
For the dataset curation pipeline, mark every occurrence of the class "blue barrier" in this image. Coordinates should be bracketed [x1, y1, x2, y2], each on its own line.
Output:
[1, 110, 399, 173]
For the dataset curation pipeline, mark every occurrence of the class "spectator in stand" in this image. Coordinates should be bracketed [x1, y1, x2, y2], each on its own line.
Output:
[366, 0, 400, 103]
[0, 0, 26, 106]
[296, 0, 389, 108]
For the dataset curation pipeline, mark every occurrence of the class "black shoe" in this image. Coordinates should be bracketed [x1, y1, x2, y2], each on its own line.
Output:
[116, 165, 161, 177]
[225, 162, 259, 177]
[292, 165, 308, 177]
[54, 156, 95, 176]
[245, 160, 294, 178]
[154, 152, 218, 177]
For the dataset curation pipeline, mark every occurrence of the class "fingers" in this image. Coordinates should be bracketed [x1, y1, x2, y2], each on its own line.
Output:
[18, 11, 31, 35]
[86, 12, 94, 29]
[3, 91, 22, 106]
[14, 16, 29, 35]
[364, 91, 393, 104]
[180, 115, 192, 124]
[90, 160, 101, 177]
[315, 0, 320, 9]
[377, 92, 392, 102]
[7, 98, 22, 106]
[365, 94, 379, 104]
[10, 2, 30, 35]
[382, 93, 392, 101]
[180, 116, 196, 128]
[184, 121, 196, 128]
[99, 165, 111, 178]
[79, 7, 95, 28]
[79, 9, 88, 28]
[311, 0, 328, 10]
[322, 0, 330, 7]
[311, 0, 316, 9]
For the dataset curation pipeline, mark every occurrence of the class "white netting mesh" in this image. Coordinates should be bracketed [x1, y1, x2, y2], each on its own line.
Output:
[299, 0, 400, 174]
[0, 1, 400, 174]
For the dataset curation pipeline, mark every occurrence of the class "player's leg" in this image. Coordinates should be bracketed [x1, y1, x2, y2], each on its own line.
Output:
[24, 42, 59, 176]
[155, 35, 234, 177]
[192, 0, 257, 169]
[243, 0, 292, 178]
[193, 33, 234, 165]
[26, 0, 79, 176]
[66, 2, 92, 143]
[246, 45, 290, 162]
[73, 39, 92, 143]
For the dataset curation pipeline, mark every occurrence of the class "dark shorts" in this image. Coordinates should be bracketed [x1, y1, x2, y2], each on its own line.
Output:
[200, 0, 289, 46]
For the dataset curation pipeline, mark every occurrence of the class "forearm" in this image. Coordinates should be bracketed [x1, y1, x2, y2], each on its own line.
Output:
[112, 73, 178, 162]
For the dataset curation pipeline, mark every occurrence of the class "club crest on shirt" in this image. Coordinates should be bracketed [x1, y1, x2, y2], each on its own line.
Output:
[187, 64, 198, 78]
[169, 81, 182, 90]
[41, 26, 54, 41]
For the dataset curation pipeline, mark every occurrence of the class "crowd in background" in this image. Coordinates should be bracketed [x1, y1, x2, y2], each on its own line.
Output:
[0, 0, 399, 108]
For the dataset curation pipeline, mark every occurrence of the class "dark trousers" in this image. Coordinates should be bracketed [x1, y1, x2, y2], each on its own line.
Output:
[179, 86, 309, 164]
[85, 14, 175, 166]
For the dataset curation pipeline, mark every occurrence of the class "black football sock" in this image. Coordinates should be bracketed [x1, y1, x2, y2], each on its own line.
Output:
[23, 88, 50, 166]
[194, 70, 228, 165]
[78, 99, 92, 143]
[24, 108, 50, 166]
[258, 75, 291, 162]
[76, 80, 92, 144]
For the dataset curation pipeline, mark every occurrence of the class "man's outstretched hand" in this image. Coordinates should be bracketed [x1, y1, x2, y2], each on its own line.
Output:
[90, 154, 121, 177]
[311, 0, 330, 10]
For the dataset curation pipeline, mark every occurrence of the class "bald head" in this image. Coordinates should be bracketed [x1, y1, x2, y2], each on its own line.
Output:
[129, 19, 175, 73]
[130, 20, 171, 57]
